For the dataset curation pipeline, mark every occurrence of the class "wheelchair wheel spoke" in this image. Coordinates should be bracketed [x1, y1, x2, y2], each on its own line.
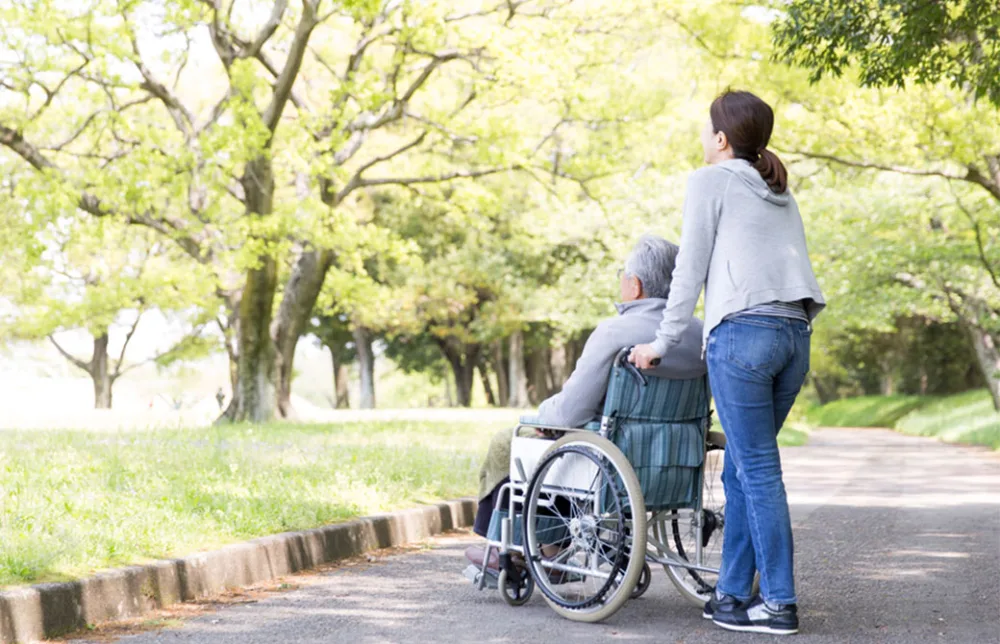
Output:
[522, 436, 645, 619]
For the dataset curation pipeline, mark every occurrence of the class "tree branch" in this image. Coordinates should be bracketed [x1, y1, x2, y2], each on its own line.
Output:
[49, 335, 91, 373]
[0, 122, 209, 263]
[405, 109, 478, 145]
[950, 184, 1000, 291]
[353, 132, 428, 177]
[0, 123, 56, 171]
[196, 89, 234, 134]
[262, 0, 320, 133]
[399, 51, 463, 105]
[307, 17, 395, 141]
[331, 49, 463, 144]
[198, 0, 239, 69]
[124, 22, 196, 139]
[445, 0, 532, 23]
[113, 311, 143, 377]
[790, 150, 1000, 202]
[43, 96, 155, 152]
[115, 325, 210, 379]
[663, 12, 741, 61]
[27, 58, 91, 122]
[334, 165, 518, 204]
[331, 131, 428, 204]
[244, 0, 288, 59]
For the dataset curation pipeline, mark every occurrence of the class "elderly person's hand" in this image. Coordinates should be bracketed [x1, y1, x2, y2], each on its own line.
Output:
[628, 343, 661, 370]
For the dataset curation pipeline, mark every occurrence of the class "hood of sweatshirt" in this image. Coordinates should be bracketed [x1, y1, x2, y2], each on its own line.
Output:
[715, 158, 790, 206]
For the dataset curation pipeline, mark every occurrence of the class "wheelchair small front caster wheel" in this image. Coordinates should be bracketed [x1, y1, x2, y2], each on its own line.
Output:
[498, 566, 534, 606]
[630, 562, 652, 599]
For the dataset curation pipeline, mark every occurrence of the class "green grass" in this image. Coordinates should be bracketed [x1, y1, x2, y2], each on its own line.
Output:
[0, 411, 813, 589]
[895, 390, 1000, 450]
[805, 394, 931, 428]
[0, 420, 509, 588]
[777, 425, 810, 447]
[807, 389, 1000, 451]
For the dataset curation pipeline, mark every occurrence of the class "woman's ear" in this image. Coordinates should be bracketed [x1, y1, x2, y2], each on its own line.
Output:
[716, 130, 729, 151]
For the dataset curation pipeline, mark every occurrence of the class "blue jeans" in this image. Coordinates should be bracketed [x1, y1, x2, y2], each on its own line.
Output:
[706, 315, 811, 605]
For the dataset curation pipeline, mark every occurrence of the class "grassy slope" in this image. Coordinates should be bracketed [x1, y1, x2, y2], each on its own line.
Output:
[0, 420, 506, 587]
[808, 390, 1000, 451]
[805, 395, 930, 428]
[894, 390, 1000, 450]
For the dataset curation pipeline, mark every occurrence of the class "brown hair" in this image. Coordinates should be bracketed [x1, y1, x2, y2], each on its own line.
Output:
[709, 90, 788, 194]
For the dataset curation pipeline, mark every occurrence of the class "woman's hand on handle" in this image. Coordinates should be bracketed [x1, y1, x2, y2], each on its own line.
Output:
[628, 343, 661, 370]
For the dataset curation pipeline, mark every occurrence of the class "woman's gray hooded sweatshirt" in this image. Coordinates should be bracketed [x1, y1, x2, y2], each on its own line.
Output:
[650, 159, 826, 358]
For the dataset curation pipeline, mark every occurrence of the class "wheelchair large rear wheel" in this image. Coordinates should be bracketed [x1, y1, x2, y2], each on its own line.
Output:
[653, 444, 725, 606]
[522, 432, 646, 623]
[652, 445, 758, 605]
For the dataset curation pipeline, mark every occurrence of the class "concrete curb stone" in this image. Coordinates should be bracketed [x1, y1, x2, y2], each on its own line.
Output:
[0, 498, 475, 643]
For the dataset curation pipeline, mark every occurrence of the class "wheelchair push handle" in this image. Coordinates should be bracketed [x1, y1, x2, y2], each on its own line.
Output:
[618, 346, 661, 368]
[617, 346, 660, 388]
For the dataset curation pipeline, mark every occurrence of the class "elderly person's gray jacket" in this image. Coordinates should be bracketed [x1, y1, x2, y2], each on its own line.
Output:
[531, 298, 705, 428]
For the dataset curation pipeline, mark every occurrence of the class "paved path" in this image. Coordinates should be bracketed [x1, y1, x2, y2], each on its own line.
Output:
[83, 429, 1000, 643]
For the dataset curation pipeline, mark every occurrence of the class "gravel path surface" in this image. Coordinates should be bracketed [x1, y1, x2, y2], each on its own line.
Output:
[79, 429, 1000, 643]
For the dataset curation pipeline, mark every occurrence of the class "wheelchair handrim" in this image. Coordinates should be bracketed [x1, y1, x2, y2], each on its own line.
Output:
[522, 443, 635, 611]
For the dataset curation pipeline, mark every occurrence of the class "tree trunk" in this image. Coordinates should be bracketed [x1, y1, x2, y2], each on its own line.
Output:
[273, 248, 334, 417]
[493, 340, 509, 408]
[565, 333, 588, 373]
[478, 360, 496, 406]
[879, 359, 895, 396]
[444, 371, 454, 407]
[508, 331, 528, 407]
[526, 345, 552, 405]
[549, 343, 568, 392]
[221, 293, 241, 395]
[439, 341, 480, 407]
[354, 326, 375, 409]
[331, 352, 350, 409]
[227, 158, 279, 423]
[812, 377, 837, 405]
[92, 333, 112, 409]
[449, 358, 477, 407]
[965, 325, 1000, 411]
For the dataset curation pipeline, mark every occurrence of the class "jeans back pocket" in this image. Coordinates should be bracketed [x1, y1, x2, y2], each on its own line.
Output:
[726, 318, 783, 373]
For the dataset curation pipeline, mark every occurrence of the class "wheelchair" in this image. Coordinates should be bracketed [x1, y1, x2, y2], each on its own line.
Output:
[470, 348, 732, 622]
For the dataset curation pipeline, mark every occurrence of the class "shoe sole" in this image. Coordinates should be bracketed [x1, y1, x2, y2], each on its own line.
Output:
[702, 611, 712, 620]
[712, 619, 798, 635]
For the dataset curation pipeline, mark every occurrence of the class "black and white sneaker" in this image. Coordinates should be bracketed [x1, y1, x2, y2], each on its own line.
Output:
[702, 589, 745, 620]
[712, 596, 799, 635]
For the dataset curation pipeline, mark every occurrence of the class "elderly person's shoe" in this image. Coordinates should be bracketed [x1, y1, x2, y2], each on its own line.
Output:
[464, 545, 499, 572]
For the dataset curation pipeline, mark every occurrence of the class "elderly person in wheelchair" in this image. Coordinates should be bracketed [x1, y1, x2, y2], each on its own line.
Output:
[464, 234, 715, 618]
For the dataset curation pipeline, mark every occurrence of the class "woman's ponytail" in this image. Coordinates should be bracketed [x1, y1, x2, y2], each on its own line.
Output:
[755, 148, 787, 194]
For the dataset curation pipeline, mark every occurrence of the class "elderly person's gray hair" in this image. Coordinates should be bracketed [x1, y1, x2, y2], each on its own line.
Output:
[623, 234, 679, 299]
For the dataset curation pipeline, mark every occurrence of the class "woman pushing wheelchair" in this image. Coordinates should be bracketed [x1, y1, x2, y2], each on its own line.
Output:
[630, 90, 825, 635]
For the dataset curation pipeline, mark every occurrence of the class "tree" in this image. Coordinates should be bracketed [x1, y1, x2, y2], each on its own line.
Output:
[360, 176, 617, 407]
[0, 0, 690, 421]
[0, 217, 215, 408]
[770, 0, 1000, 408]
[774, 0, 1000, 106]
[309, 313, 355, 408]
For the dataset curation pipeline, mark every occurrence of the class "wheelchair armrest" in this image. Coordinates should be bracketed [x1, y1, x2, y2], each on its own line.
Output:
[514, 422, 593, 434]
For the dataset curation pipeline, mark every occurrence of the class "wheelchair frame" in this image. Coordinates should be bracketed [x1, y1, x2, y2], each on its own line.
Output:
[475, 399, 725, 619]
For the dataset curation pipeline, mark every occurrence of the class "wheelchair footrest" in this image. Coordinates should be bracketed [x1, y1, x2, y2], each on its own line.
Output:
[463, 564, 498, 590]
